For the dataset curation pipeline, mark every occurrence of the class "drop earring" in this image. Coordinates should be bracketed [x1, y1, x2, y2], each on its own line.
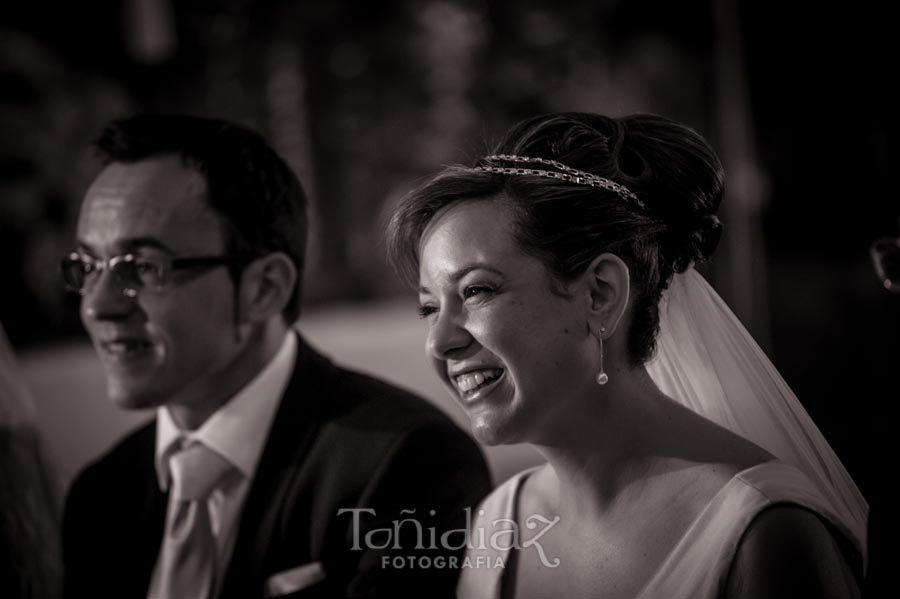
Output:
[596, 325, 609, 385]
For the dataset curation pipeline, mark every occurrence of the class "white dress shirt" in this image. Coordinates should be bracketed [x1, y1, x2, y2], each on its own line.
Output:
[148, 332, 297, 596]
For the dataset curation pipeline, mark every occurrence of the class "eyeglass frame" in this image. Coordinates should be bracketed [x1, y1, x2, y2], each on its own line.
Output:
[60, 251, 254, 298]
[870, 236, 900, 294]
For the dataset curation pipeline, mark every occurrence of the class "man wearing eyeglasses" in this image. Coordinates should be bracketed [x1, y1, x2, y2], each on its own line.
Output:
[870, 228, 900, 295]
[61, 115, 491, 599]
[864, 221, 900, 598]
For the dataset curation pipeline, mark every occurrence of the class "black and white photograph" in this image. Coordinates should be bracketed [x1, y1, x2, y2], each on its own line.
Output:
[1, 1, 895, 597]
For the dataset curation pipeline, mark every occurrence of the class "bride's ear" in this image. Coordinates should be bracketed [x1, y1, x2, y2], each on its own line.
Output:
[584, 253, 630, 337]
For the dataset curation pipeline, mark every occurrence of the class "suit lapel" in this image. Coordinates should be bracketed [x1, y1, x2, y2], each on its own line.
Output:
[132, 476, 167, 595]
[221, 334, 336, 597]
[123, 424, 169, 597]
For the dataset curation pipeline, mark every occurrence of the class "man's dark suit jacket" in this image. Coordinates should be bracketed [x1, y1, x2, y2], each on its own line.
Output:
[63, 335, 492, 598]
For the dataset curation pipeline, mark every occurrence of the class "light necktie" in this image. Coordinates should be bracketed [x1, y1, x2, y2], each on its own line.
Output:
[150, 441, 236, 599]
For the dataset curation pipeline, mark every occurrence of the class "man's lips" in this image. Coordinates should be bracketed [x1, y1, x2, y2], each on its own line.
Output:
[98, 337, 154, 361]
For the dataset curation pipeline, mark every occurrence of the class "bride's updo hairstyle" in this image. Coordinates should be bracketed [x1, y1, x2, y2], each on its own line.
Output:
[388, 112, 724, 365]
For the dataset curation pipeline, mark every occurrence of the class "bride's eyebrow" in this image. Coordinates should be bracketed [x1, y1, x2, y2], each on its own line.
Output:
[453, 264, 505, 281]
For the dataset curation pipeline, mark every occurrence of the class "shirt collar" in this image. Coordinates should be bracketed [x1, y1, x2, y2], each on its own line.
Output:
[155, 332, 297, 490]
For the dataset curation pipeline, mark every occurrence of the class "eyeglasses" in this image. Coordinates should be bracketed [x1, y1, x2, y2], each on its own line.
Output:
[870, 237, 900, 295]
[61, 251, 248, 297]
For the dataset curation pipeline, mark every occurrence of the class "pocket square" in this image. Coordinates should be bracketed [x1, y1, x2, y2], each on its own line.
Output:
[264, 561, 326, 597]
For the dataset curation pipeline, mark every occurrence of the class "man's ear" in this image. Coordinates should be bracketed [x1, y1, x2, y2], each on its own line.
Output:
[584, 253, 630, 337]
[238, 252, 297, 324]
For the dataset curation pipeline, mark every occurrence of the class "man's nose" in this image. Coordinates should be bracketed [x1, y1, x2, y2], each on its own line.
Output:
[81, 269, 137, 322]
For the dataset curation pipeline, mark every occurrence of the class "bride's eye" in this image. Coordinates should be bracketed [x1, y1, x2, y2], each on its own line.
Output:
[417, 304, 438, 318]
[463, 285, 492, 300]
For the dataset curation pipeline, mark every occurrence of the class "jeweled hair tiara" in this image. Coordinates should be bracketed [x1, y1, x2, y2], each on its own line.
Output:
[474, 154, 646, 210]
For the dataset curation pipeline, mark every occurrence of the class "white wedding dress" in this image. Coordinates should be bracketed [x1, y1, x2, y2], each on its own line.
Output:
[457, 270, 867, 598]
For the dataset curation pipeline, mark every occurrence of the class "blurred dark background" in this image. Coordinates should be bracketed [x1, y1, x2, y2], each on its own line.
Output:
[2, 0, 898, 498]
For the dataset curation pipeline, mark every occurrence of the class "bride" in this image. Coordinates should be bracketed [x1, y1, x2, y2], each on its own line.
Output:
[387, 112, 866, 597]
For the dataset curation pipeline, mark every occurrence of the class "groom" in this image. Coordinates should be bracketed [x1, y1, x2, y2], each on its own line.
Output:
[61, 115, 491, 598]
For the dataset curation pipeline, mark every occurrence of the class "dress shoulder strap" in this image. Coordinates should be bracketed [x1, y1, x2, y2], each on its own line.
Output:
[456, 467, 540, 599]
[639, 460, 863, 598]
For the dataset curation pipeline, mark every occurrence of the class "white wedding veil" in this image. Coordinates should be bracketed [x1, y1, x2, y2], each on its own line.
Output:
[646, 269, 868, 567]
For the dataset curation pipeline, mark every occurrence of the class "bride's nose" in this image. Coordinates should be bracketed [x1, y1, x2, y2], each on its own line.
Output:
[426, 309, 472, 360]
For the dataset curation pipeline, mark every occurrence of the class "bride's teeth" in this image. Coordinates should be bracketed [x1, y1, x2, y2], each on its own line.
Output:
[455, 369, 503, 393]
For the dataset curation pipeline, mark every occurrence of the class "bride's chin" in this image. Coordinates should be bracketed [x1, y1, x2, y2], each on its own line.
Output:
[470, 413, 517, 447]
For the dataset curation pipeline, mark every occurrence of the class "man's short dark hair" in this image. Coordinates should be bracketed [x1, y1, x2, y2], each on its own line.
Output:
[94, 114, 308, 322]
